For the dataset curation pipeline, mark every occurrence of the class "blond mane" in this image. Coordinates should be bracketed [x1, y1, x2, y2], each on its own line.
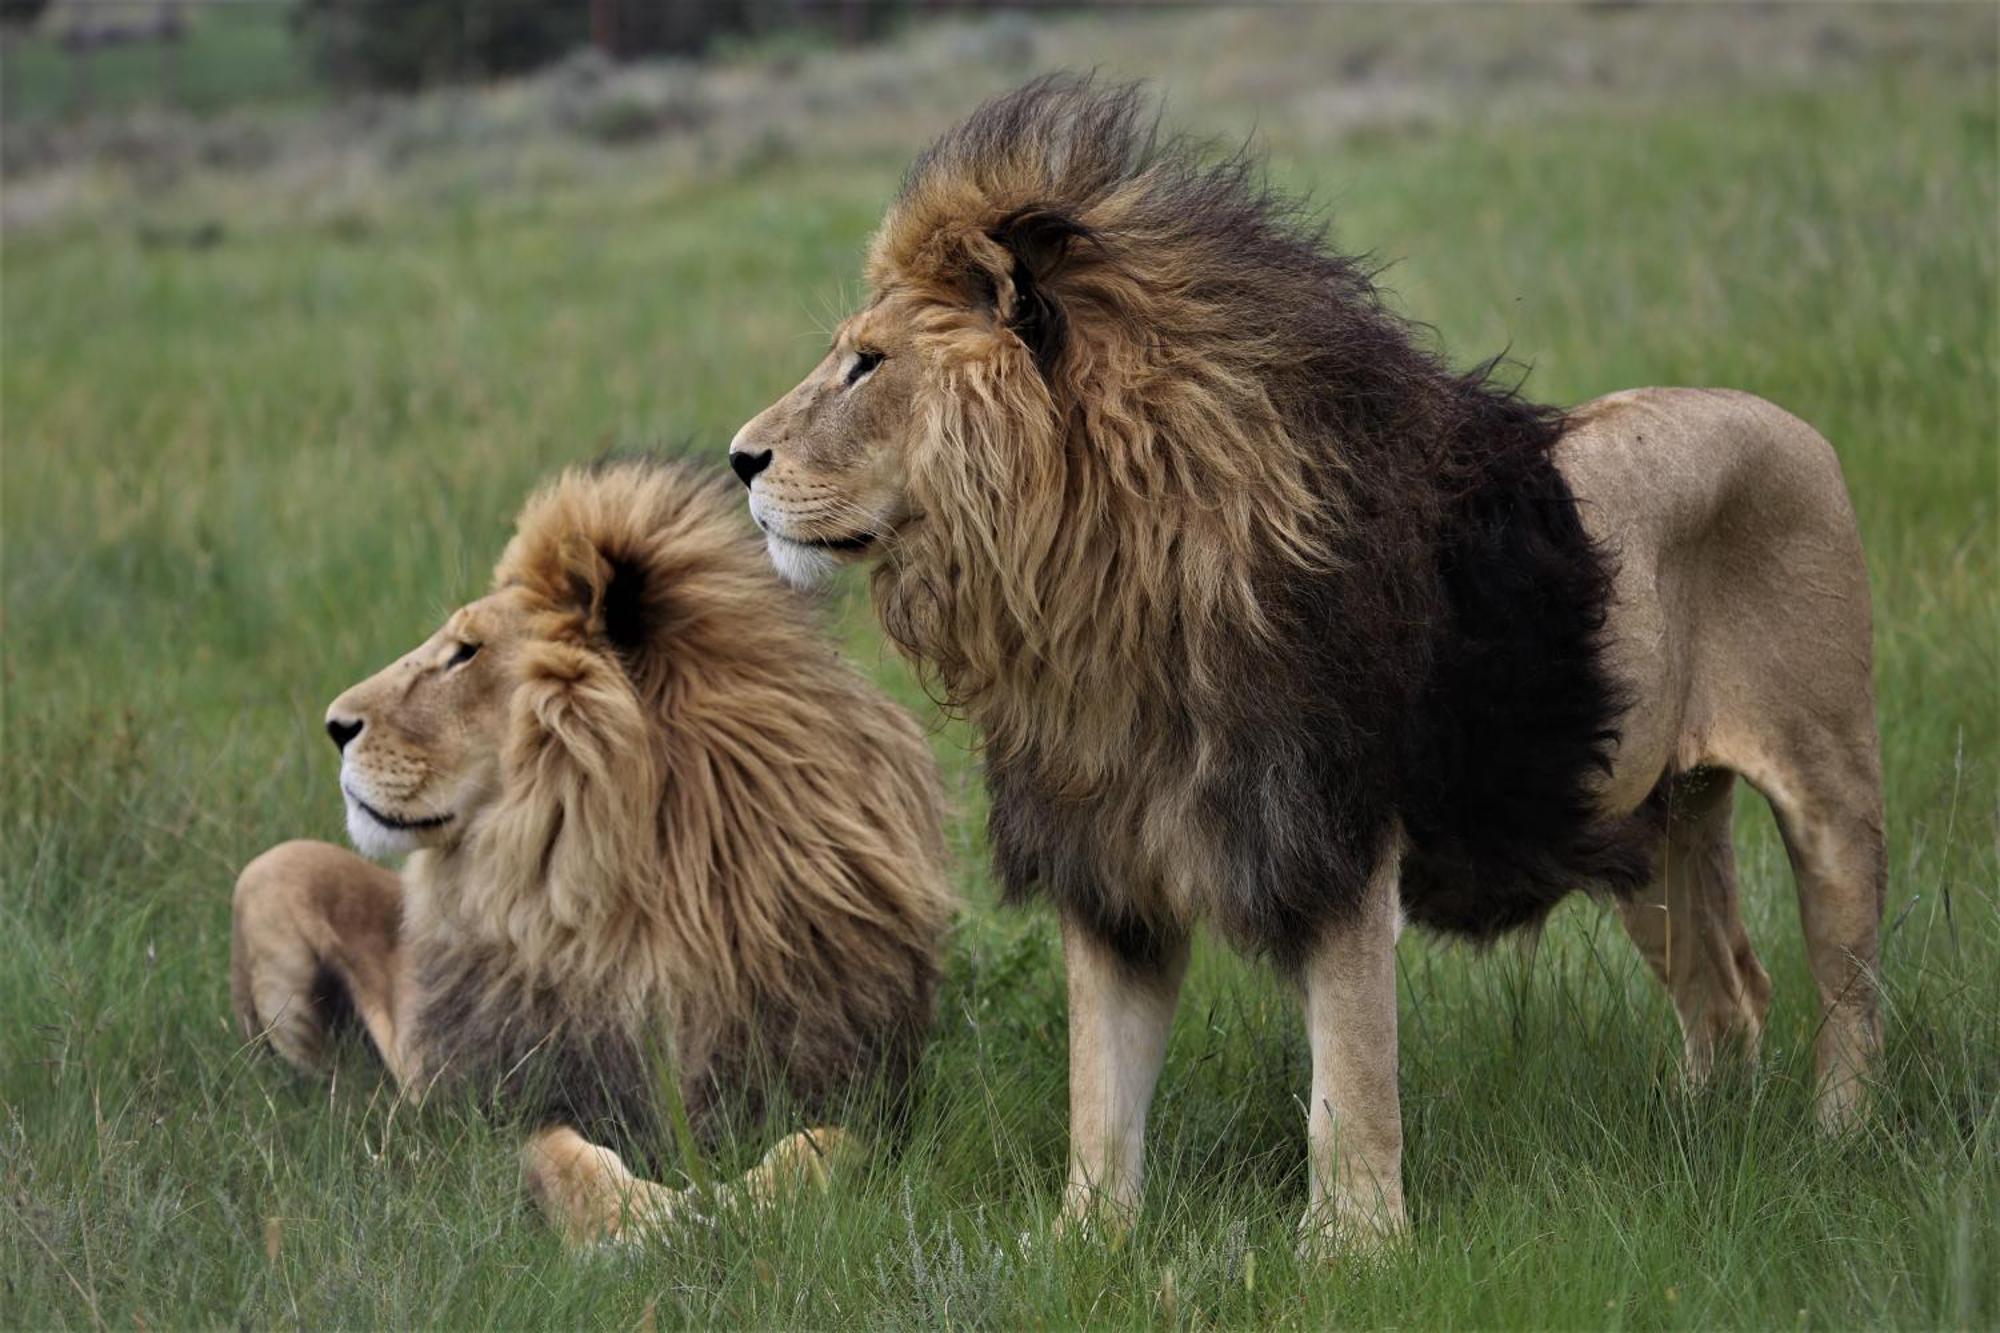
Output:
[407, 460, 951, 1130]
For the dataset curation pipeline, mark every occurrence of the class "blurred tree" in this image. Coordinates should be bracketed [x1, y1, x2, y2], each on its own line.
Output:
[299, 0, 919, 88]
[597, 0, 752, 58]
[297, 0, 590, 90]
[0, 0, 51, 30]
[596, 0, 907, 59]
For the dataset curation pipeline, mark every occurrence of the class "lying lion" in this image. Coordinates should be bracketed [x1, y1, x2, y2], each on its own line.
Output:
[231, 459, 954, 1247]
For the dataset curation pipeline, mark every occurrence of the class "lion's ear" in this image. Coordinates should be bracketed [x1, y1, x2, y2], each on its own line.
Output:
[560, 539, 654, 660]
[595, 555, 652, 656]
[973, 207, 1092, 375]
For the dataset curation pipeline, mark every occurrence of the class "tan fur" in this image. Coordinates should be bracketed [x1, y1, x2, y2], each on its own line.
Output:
[519, 1124, 859, 1250]
[1055, 918, 1187, 1230]
[1298, 832, 1407, 1257]
[1563, 388, 1885, 1127]
[232, 461, 953, 1247]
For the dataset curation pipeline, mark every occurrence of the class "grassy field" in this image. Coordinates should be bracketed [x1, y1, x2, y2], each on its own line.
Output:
[3, 19, 1996, 1330]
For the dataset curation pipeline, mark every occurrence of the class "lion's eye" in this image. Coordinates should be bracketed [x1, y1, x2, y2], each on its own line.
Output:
[845, 349, 884, 386]
[446, 641, 481, 668]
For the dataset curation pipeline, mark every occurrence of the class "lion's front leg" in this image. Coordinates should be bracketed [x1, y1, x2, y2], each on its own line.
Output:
[1298, 840, 1407, 1260]
[523, 1126, 857, 1250]
[1056, 914, 1188, 1239]
[521, 1127, 689, 1249]
[230, 839, 413, 1083]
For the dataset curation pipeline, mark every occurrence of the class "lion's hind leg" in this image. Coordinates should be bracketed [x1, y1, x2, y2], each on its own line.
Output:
[522, 1126, 857, 1251]
[1733, 730, 1886, 1133]
[231, 840, 409, 1080]
[1617, 770, 1774, 1087]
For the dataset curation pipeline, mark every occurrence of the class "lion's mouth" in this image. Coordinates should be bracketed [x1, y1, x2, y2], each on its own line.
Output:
[797, 532, 876, 553]
[758, 517, 876, 554]
[345, 787, 454, 832]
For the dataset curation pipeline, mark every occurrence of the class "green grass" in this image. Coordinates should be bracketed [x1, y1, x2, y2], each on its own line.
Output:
[4, 65, 1996, 1329]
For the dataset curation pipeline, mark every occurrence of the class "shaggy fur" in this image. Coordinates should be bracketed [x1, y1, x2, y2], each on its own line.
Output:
[856, 77, 1654, 965]
[233, 461, 954, 1161]
[731, 79, 1887, 1229]
[411, 461, 952, 1141]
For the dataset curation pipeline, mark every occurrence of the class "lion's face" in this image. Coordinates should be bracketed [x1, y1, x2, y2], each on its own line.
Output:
[325, 591, 527, 860]
[728, 293, 933, 588]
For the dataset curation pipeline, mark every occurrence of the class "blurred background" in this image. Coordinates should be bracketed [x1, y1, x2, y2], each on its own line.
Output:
[5, 0, 1994, 233]
[2, 4, 1994, 1327]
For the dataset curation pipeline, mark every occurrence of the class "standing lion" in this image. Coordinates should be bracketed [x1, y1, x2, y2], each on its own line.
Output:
[728, 78, 1885, 1255]
[231, 459, 954, 1247]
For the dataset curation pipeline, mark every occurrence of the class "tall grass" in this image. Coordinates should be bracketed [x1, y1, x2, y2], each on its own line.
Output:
[3, 65, 1994, 1328]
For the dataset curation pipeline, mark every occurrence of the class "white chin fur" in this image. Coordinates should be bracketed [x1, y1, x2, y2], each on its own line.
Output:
[765, 533, 839, 589]
[344, 797, 423, 862]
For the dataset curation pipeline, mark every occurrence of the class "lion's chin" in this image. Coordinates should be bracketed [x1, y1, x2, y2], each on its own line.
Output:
[344, 801, 424, 861]
[342, 789, 455, 862]
[765, 533, 845, 589]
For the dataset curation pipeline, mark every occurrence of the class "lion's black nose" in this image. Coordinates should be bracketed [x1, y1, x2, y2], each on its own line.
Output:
[326, 717, 363, 753]
[730, 449, 772, 488]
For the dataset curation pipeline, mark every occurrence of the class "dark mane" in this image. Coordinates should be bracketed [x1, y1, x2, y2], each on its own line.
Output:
[874, 76, 1657, 963]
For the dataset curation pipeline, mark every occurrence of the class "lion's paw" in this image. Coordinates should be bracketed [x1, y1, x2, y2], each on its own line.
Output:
[1295, 1196, 1407, 1266]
